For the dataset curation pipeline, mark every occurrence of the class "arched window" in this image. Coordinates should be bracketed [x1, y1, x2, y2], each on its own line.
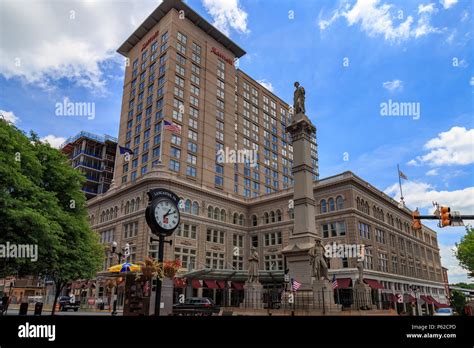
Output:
[289, 208, 294, 220]
[264, 212, 269, 224]
[328, 198, 335, 212]
[185, 199, 192, 213]
[214, 207, 220, 220]
[136, 197, 140, 210]
[100, 211, 105, 223]
[125, 201, 130, 214]
[221, 209, 226, 222]
[252, 215, 258, 226]
[131, 199, 135, 213]
[356, 197, 360, 210]
[336, 196, 344, 210]
[233, 213, 239, 224]
[365, 202, 369, 214]
[106, 210, 110, 221]
[208, 205, 213, 218]
[192, 201, 199, 215]
[114, 207, 118, 218]
[321, 199, 327, 213]
[380, 210, 384, 222]
[373, 206, 377, 216]
[270, 211, 275, 223]
[90, 215, 94, 225]
[239, 214, 245, 226]
[276, 210, 282, 222]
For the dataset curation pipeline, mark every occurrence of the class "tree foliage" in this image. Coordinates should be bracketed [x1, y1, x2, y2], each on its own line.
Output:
[0, 120, 103, 313]
[455, 226, 474, 278]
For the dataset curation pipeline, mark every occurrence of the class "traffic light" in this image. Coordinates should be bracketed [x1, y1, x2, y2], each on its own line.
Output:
[412, 209, 422, 230]
[440, 206, 451, 227]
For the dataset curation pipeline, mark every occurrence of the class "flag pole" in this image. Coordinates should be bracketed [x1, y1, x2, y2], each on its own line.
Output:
[159, 121, 164, 164]
[397, 164, 405, 205]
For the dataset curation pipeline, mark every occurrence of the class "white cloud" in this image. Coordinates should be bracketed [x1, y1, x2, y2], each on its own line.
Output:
[426, 168, 439, 176]
[439, 244, 470, 283]
[257, 79, 274, 92]
[202, 0, 249, 36]
[40, 134, 66, 149]
[384, 181, 474, 214]
[382, 79, 403, 91]
[0, 110, 19, 124]
[440, 0, 458, 9]
[470, 77, 474, 86]
[409, 127, 474, 166]
[319, 0, 441, 43]
[0, 0, 160, 93]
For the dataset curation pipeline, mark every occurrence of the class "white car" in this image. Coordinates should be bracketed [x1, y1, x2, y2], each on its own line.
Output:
[434, 307, 455, 316]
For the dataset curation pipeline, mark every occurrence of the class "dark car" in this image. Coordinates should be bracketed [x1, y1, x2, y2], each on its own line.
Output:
[58, 296, 80, 312]
[172, 297, 220, 316]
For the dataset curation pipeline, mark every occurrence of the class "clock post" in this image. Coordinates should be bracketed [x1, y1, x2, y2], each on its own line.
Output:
[145, 188, 181, 316]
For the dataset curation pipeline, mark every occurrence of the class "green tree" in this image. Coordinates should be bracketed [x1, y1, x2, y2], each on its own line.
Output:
[455, 226, 474, 278]
[0, 119, 103, 314]
[450, 290, 467, 315]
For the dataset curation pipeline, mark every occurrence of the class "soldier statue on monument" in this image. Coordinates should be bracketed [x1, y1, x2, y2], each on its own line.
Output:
[293, 81, 306, 114]
[247, 246, 260, 283]
[309, 239, 329, 281]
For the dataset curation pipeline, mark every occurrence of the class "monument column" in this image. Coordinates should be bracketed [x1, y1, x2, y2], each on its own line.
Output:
[282, 82, 318, 290]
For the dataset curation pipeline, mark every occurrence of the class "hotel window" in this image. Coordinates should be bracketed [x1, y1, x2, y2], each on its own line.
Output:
[206, 229, 225, 244]
[123, 221, 138, 239]
[186, 166, 196, 177]
[172, 110, 183, 122]
[217, 69, 225, 80]
[358, 222, 371, 240]
[188, 130, 198, 141]
[169, 160, 180, 172]
[320, 199, 327, 213]
[174, 87, 184, 98]
[192, 42, 201, 54]
[161, 31, 168, 43]
[190, 95, 199, 107]
[173, 98, 183, 110]
[375, 229, 386, 244]
[176, 54, 186, 66]
[378, 253, 388, 272]
[217, 59, 225, 71]
[176, 42, 186, 55]
[171, 134, 182, 145]
[206, 251, 225, 269]
[191, 74, 200, 85]
[189, 107, 199, 119]
[391, 255, 398, 274]
[176, 64, 185, 76]
[153, 134, 161, 146]
[170, 147, 181, 159]
[177, 31, 187, 44]
[336, 196, 344, 210]
[398, 237, 405, 252]
[175, 75, 184, 87]
[175, 247, 196, 270]
[216, 99, 224, 109]
[233, 234, 244, 248]
[191, 63, 200, 75]
[364, 249, 373, 270]
[190, 85, 200, 96]
[232, 255, 244, 270]
[191, 52, 201, 64]
[187, 154, 197, 165]
[264, 232, 282, 246]
[188, 118, 197, 130]
[264, 254, 283, 270]
[187, 141, 197, 153]
[217, 88, 225, 99]
[177, 224, 197, 239]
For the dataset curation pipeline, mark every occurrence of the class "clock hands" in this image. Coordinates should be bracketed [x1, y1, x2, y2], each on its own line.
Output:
[163, 209, 176, 218]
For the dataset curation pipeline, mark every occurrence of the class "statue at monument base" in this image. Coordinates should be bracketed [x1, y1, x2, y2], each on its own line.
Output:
[352, 260, 374, 310]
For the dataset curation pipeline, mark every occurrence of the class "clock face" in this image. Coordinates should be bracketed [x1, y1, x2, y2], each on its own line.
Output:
[153, 198, 179, 231]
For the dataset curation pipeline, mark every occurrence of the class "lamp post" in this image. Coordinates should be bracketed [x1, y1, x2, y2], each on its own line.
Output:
[110, 241, 130, 316]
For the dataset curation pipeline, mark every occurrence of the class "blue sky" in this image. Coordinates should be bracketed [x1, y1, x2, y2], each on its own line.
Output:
[0, 0, 472, 282]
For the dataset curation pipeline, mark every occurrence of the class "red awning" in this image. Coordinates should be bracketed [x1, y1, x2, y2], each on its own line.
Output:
[336, 278, 352, 289]
[428, 296, 441, 306]
[192, 279, 201, 289]
[387, 294, 397, 302]
[173, 278, 187, 288]
[435, 303, 450, 308]
[420, 295, 433, 304]
[406, 295, 416, 303]
[204, 280, 218, 289]
[231, 282, 244, 290]
[363, 279, 384, 289]
[217, 280, 226, 289]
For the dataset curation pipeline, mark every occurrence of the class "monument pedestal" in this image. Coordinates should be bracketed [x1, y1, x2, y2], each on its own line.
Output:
[352, 282, 373, 310]
[312, 278, 341, 312]
[242, 282, 264, 309]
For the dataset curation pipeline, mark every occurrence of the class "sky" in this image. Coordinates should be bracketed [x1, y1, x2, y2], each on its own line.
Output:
[0, 0, 472, 283]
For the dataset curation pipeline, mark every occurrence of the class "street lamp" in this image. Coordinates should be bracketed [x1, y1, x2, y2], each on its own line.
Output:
[109, 241, 130, 316]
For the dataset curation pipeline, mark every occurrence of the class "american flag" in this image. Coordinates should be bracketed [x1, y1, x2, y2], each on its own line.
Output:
[164, 120, 182, 134]
[398, 169, 408, 180]
[332, 274, 338, 289]
[291, 278, 301, 291]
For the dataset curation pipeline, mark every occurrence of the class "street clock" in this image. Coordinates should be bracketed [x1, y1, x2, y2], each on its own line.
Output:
[145, 188, 181, 236]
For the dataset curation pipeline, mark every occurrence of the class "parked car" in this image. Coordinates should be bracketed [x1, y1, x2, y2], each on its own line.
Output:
[58, 296, 80, 312]
[434, 307, 455, 316]
[173, 297, 220, 316]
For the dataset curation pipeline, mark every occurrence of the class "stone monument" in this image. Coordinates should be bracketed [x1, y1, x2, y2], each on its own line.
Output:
[282, 82, 340, 312]
[243, 247, 263, 308]
[352, 260, 373, 310]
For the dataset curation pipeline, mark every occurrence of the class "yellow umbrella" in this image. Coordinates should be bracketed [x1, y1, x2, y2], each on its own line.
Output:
[107, 262, 141, 273]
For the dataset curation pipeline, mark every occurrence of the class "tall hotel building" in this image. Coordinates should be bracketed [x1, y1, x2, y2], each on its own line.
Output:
[86, 0, 447, 310]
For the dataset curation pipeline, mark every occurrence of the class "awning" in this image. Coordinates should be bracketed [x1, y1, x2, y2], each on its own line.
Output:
[387, 294, 397, 302]
[420, 295, 433, 304]
[174, 278, 187, 288]
[192, 279, 201, 289]
[336, 278, 352, 289]
[231, 282, 244, 290]
[435, 303, 450, 308]
[217, 280, 226, 289]
[428, 296, 442, 307]
[363, 278, 384, 289]
[204, 280, 218, 289]
[406, 295, 416, 303]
